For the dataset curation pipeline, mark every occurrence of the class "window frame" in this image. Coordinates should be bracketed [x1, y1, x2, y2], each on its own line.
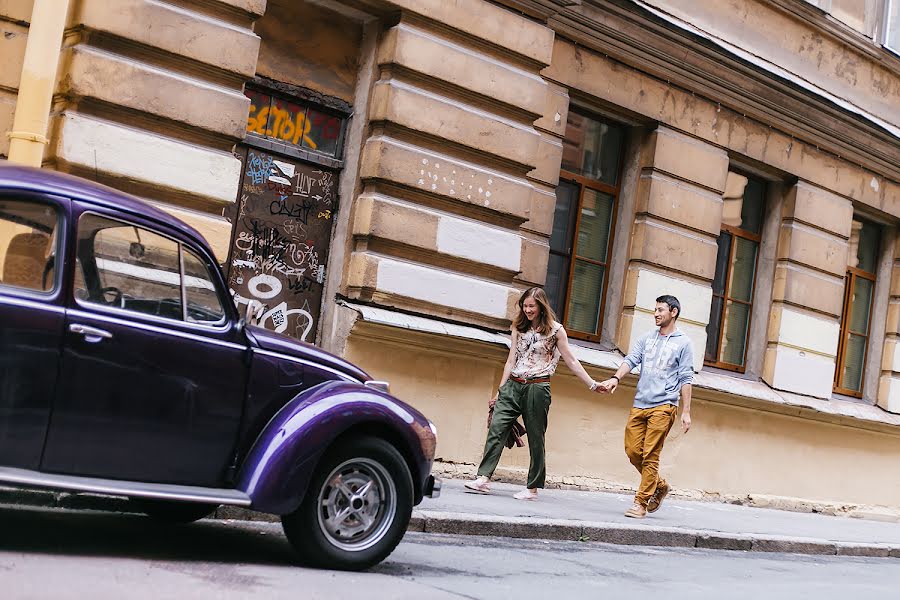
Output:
[704, 174, 765, 373]
[834, 230, 880, 398]
[555, 170, 621, 343]
[552, 108, 626, 344]
[73, 210, 230, 331]
[180, 245, 229, 326]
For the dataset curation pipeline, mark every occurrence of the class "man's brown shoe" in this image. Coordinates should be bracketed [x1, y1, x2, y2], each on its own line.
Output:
[647, 481, 670, 513]
[624, 503, 647, 519]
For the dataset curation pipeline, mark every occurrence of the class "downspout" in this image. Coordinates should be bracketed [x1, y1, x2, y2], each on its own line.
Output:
[6, 0, 71, 167]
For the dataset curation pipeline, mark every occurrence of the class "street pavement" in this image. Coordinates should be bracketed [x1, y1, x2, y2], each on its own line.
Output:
[1, 504, 898, 600]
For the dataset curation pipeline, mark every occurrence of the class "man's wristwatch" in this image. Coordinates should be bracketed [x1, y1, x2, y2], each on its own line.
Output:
[610, 375, 619, 384]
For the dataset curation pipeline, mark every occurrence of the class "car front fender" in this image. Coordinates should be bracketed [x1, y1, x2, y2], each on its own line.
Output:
[236, 380, 435, 515]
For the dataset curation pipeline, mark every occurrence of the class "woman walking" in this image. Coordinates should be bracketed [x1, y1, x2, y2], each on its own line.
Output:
[465, 287, 602, 500]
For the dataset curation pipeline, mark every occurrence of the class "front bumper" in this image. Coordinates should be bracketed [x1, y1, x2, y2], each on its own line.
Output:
[424, 473, 442, 499]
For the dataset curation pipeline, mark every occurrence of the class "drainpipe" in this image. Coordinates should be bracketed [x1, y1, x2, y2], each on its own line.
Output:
[6, 0, 71, 167]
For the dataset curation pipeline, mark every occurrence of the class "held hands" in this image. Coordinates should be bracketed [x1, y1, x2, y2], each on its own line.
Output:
[595, 378, 619, 394]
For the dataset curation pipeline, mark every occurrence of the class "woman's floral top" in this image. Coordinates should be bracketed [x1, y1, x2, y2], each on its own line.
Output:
[510, 322, 563, 379]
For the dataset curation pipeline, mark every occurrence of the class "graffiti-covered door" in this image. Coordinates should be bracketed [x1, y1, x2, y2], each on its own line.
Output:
[227, 147, 335, 343]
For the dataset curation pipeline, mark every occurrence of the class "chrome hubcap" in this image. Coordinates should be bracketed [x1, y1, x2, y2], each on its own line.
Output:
[317, 458, 396, 552]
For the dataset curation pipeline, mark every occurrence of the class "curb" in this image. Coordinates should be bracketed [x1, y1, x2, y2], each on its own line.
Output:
[409, 510, 900, 559]
[3, 488, 897, 558]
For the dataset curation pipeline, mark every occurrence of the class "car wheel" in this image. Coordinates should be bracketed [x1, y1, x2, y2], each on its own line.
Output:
[281, 436, 413, 571]
[133, 499, 217, 524]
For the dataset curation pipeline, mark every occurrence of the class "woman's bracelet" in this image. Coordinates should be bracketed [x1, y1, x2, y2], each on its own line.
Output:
[589, 380, 598, 391]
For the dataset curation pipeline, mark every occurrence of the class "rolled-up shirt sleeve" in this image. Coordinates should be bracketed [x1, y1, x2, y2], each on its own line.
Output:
[623, 334, 646, 371]
[677, 341, 694, 388]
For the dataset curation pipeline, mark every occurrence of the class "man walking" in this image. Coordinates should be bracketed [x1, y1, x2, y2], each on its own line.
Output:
[599, 295, 693, 518]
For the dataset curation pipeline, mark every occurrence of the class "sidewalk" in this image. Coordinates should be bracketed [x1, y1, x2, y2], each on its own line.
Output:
[410, 479, 900, 557]
[3, 480, 900, 558]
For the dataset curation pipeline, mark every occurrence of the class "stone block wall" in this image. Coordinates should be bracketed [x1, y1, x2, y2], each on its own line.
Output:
[51, 0, 264, 261]
[762, 181, 852, 398]
[619, 127, 728, 371]
[344, 0, 559, 329]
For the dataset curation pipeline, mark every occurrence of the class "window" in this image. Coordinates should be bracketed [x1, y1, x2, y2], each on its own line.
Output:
[0, 198, 59, 294]
[834, 218, 881, 397]
[546, 108, 625, 341]
[245, 88, 346, 158]
[75, 214, 225, 325]
[705, 174, 765, 372]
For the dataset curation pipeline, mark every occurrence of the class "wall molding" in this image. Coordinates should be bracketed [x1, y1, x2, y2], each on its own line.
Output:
[541, 0, 900, 183]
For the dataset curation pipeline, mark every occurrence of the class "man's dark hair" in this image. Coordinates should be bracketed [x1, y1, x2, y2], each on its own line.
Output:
[656, 294, 681, 319]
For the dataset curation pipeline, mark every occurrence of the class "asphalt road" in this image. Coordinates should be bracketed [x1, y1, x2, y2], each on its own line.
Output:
[0, 505, 897, 599]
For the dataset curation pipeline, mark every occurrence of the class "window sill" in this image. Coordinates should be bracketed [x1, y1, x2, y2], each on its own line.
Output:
[690, 369, 900, 434]
[701, 363, 757, 381]
[340, 301, 900, 433]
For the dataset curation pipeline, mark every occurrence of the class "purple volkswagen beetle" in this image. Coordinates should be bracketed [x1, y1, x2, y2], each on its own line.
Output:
[0, 165, 440, 570]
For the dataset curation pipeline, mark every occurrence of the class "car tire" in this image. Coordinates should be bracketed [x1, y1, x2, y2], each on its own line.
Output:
[133, 499, 217, 524]
[281, 435, 413, 571]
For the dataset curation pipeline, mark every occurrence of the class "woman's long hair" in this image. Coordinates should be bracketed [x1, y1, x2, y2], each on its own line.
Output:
[512, 287, 558, 335]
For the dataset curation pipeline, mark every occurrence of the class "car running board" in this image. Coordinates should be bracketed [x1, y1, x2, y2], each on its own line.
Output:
[0, 467, 252, 506]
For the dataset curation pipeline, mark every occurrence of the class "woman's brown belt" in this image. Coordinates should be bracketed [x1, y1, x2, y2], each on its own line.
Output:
[509, 375, 551, 385]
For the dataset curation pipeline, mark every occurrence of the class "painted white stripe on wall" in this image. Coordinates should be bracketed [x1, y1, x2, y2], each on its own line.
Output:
[878, 375, 900, 413]
[889, 343, 900, 373]
[376, 257, 509, 318]
[436, 217, 521, 271]
[632, 267, 712, 324]
[768, 345, 835, 399]
[57, 113, 241, 204]
[775, 306, 840, 357]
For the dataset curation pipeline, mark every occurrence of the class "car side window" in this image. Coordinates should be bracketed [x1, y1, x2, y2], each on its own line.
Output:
[182, 247, 226, 325]
[0, 198, 59, 294]
[75, 213, 184, 320]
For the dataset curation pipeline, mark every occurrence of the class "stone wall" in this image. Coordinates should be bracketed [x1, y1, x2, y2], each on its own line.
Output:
[642, 0, 900, 133]
[50, 0, 265, 261]
[343, 0, 559, 328]
[762, 182, 852, 398]
[254, 0, 362, 104]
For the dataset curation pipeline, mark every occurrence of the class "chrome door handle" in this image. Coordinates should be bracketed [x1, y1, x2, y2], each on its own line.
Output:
[69, 323, 113, 343]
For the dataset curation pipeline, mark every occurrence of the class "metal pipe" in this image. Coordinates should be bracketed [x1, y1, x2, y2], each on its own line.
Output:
[6, 0, 71, 167]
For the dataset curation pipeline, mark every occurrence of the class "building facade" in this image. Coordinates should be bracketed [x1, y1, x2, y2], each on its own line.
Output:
[3, 0, 900, 508]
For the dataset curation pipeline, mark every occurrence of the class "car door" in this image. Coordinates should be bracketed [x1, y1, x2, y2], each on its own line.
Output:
[0, 192, 67, 470]
[41, 205, 248, 487]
